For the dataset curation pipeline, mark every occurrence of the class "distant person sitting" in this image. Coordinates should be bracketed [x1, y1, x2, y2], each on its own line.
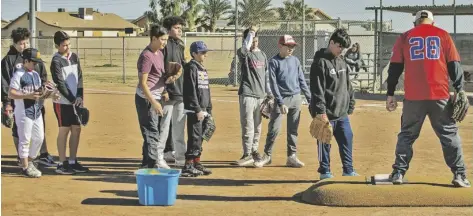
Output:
[344, 43, 366, 78]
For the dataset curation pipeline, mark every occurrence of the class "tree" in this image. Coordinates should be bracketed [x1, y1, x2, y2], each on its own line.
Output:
[277, 0, 315, 30]
[145, 0, 160, 26]
[159, 0, 185, 19]
[196, 0, 232, 32]
[228, 0, 275, 28]
[182, 0, 204, 32]
[277, 0, 315, 20]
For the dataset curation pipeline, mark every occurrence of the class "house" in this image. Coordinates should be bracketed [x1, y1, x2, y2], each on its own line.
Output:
[1, 19, 10, 28]
[132, 14, 148, 34]
[2, 8, 140, 37]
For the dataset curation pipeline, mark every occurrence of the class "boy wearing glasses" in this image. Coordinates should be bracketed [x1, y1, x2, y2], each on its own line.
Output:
[254, 35, 311, 168]
[310, 28, 359, 180]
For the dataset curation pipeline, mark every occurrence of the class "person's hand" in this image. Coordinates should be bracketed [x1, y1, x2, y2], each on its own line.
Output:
[74, 97, 83, 107]
[162, 91, 169, 102]
[27, 92, 41, 100]
[4, 104, 13, 114]
[52, 91, 61, 101]
[197, 111, 205, 121]
[152, 101, 163, 116]
[386, 96, 397, 112]
[320, 113, 329, 122]
[279, 105, 288, 115]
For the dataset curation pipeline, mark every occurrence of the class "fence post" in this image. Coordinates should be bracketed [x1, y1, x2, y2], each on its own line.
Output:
[379, 0, 384, 93]
[373, 9, 378, 93]
[83, 48, 86, 66]
[233, 0, 239, 87]
[122, 36, 126, 84]
[109, 49, 112, 66]
[302, 0, 306, 74]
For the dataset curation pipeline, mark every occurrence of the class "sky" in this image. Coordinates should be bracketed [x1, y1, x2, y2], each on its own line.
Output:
[1, 0, 472, 33]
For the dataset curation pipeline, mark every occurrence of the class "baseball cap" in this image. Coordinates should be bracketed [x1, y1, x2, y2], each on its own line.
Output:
[278, 35, 297, 46]
[54, 30, 70, 45]
[190, 41, 209, 54]
[415, 10, 434, 22]
[22, 48, 45, 63]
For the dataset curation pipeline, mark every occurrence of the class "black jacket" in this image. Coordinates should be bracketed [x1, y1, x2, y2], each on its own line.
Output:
[310, 48, 355, 120]
[1, 46, 48, 106]
[163, 37, 186, 101]
[183, 59, 212, 114]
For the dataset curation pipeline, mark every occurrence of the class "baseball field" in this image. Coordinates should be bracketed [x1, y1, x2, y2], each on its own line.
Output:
[2, 59, 473, 216]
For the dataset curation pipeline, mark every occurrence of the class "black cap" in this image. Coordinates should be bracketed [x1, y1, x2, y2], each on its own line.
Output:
[54, 30, 70, 45]
[22, 48, 45, 63]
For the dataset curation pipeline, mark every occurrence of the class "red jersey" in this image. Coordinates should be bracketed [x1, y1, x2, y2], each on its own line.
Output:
[390, 24, 460, 100]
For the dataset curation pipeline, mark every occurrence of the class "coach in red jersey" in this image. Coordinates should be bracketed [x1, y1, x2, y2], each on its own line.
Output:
[385, 10, 470, 187]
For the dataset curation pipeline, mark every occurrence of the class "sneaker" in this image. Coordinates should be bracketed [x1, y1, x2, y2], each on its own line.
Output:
[452, 173, 471, 188]
[194, 162, 212, 175]
[320, 172, 334, 180]
[234, 154, 254, 166]
[70, 161, 90, 173]
[36, 153, 58, 167]
[22, 161, 42, 178]
[286, 154, 305, 168]
[254, 153, 271, 168]
[174, 160, 185, 167]
[342, 171, 360, 177]
[163, 151, 176, 163]
[390, 172, 403, 185]
[55, 161, 75, 175]
[181, 163, 204, 177]
[156, 159, 171, 169]
[251, 151, 262, 162]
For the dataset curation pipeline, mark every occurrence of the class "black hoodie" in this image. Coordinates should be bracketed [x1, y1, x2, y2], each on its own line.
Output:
[310, 48, 355, 120]
[163, 37, 186, 101]
[183, 59, 212, 114]
[1, 45, 48, 106]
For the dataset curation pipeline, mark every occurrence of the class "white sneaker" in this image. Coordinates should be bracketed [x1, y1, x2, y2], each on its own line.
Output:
[254, 153, 271, 168]
[174, 160, 185, 167]
[234, 154, 254, 166]
[163, 151, 176, 163]
[22, 162, 42, 178]
[156, 159, 170, 169]
[286, 154, 305, 168]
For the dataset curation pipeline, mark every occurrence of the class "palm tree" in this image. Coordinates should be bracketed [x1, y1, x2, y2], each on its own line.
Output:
[196, 0, 232, 32]
[182, 0, 204, 32]
[277, 0, 315, 30]
[228, 0, 275, 28]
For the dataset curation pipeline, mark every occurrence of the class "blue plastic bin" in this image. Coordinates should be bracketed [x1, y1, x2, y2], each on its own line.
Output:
[135, 168, 181, 206]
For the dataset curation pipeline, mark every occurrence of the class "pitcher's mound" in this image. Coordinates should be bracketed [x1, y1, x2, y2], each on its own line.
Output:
[301, 175, 473, 207]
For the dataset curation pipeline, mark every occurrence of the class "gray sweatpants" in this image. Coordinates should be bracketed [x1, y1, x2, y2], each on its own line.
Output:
[393, 99, 466, 175]
[159, 99, 187, 161]
[239, 96, 264, 155]
[264, 94, 302, 157]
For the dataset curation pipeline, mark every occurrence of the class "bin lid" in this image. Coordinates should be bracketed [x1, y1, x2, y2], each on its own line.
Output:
[135, 168, 181, 177]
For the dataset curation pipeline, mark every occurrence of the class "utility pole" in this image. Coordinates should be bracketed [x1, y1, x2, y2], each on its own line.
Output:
[29, 0, 36, 48]
[234, 0, 239, 86]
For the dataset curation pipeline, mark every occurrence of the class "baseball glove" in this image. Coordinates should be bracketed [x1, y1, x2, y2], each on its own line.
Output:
[1, 105, 14, 128]
[37, 81, 58, 100]
[165, 62, 183, 84]
[260, 95, 274, 119]
[202, 115, 216, 142]
[73, 106, 90, 126]
[309, 115, 333, 144]
[450, 90, 469, 123]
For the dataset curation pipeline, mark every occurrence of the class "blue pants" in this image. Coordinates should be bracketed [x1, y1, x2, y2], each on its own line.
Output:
[317, 116, 354, 174]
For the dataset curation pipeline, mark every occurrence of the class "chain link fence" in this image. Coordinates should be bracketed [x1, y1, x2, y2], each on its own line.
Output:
[3, 23, 471, 93]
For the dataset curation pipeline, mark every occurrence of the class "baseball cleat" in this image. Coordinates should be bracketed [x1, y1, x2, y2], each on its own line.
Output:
[286, 154, 305, 168]
[390, 172, 403, 185]
[320, 172, 334, 180]
[233, 154, 254, 166]
[181, 163, 204, 177]
[194, 162, 212, 175]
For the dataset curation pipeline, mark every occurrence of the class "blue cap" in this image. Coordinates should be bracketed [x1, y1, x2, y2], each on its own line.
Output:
[190, 41, 208, 55]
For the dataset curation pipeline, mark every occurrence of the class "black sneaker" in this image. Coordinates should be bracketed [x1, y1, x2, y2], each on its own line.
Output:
[55, 161, 75, 175]
[194, 162, 212, 175]
[35, 153, 58, 167]
[181, 163, 204, 177]
[70, 161, 90, 173]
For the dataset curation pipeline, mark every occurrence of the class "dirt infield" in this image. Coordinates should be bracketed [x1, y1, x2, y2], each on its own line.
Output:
[2, 84, 473, 216]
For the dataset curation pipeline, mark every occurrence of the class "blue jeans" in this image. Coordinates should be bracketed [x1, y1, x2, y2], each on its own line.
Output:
[317, 116, 354, 174]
